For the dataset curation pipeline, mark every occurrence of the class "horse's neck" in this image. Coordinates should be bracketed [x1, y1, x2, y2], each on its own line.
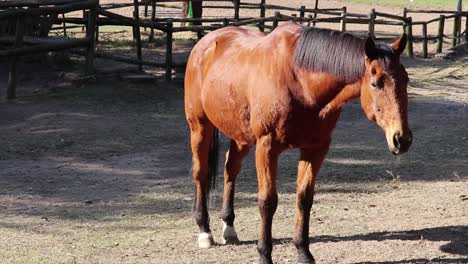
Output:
[293, 69, 361, 112]
[318, 81, 361, 118]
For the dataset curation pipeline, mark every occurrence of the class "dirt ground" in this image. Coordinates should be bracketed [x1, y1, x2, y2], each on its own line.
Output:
[1, 1, 468, 264]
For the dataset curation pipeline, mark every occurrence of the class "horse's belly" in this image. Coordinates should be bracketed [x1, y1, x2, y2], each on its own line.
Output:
[201, 84, 255, 145]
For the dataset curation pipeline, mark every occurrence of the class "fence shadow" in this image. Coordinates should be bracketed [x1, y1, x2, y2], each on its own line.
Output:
[237, 225, 468, 257]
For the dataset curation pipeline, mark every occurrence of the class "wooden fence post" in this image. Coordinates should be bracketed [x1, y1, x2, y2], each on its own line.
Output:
[465, 14, 468, 42]
[368, 8, 375, 39]
[340, 6, 347, 32]
[259, 0, 265, 32]
[95, 16, 99, 44]
[299, 5, 305, 24]
[436, 15, 445, 53]
[7, 15, 25, 99]
[307, 14, 313, 27]
[86, 6, 96, 75]
[452, 14, 460, 47]
[166, 19, 173, 81]
[62, 13, 67, 37]
[273, 11, 280, 30]
[312, 0, 318, 26]
[422, 22, 428, 59]
[402, 7, 407, 33]
[82, 10, 86, 32]
[149, 0, 156, 42]
[405, 17, 413, 58]
[133, 0, 142, 71]
[234, 0, 240, 21]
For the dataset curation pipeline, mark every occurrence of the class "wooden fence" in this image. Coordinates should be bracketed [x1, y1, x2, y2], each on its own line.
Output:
[0, 0, 98, 99]
[2, 0, 467, 99]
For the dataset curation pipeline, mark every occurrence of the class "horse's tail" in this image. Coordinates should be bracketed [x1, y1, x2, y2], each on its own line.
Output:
[207, 128, 220, 194]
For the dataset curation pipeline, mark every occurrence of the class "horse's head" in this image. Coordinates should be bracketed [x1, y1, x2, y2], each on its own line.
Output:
[360, 34, 412, 155]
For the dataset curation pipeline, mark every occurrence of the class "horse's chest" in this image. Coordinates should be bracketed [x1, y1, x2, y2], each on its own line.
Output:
[279, 109, 341, 148]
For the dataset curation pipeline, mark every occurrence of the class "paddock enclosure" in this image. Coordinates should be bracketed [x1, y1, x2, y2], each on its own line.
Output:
[0, 0, 467, 263]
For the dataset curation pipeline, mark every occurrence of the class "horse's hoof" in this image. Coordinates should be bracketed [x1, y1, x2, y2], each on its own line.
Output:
[221, 223, 239, 244]
[298, 251, 315, 264]
[198, 232, 214, 248]
[298, 261, 316, 264]
[258, 256, 273, 264]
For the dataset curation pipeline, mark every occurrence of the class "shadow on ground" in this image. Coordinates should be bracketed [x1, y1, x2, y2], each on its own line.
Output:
[0, 58, 466, 220]
[236, 225, 468, 257]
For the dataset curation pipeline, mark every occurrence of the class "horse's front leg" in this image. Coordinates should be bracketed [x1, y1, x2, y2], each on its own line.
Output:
[293, 144, 330, 264]
[255, 135, 280, 264]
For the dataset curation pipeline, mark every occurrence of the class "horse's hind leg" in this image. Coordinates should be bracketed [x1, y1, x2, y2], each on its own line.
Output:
[221, 140, 250, 244]
[189, 119, 215, 248]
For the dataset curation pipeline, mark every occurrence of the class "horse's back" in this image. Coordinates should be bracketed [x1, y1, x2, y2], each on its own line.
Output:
[185, 24, 301, 144]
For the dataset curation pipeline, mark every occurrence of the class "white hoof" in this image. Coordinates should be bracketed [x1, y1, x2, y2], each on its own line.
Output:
[221, 222, 239, 244]
[198, 232, 214, 248]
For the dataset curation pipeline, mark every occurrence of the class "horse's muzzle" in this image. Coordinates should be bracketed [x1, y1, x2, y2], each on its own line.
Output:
[389, 130, 412, 155]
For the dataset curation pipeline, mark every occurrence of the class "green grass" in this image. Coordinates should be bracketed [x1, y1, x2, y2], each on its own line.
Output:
[344, 0, 468, 9]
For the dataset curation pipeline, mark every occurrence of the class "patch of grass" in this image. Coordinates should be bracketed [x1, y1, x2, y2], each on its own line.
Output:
[344, 0, 467, 9]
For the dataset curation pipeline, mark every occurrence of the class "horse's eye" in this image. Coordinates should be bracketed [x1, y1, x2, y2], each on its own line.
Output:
[371, 68, 377, 75]
[370, 77, 383, 90]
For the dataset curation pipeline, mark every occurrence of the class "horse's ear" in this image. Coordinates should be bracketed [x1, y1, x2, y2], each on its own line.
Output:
[365, 36, 377, 60]
[392, 33, 407, 56]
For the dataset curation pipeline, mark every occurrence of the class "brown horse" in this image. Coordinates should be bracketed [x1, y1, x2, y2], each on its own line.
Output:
[184, 23, 412, 264]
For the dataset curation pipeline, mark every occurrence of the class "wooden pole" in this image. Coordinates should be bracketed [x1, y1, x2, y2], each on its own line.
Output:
[465, 14, 468, 42]
[82, 9, 86, 32]
[272, 11, 280, 30]
[299, 5, 305, 24]
[368, 8, 375, 39]
[452, 14, 460, 47]
[86, 6, 96, 75]
[165, 19, 173, 81]
[340, 6, 347, 32]
[133, 0, 142, 71]
[402, 7, 407, 33]
[307, 14, 313, 27]
[7, 15, 25, 99]
[457, 0, 462, 41]
[422, 22, 428, 59]
[312, 0, 318, 26]
[405, 17, 413, 58]
[259, 0, 265, 32]
[95, 13, 99, 44]
[234, 0, 240, 21]
[149, 0, 156, 41]
[436, 15, 445, 53]
[62, 13, 67, 37]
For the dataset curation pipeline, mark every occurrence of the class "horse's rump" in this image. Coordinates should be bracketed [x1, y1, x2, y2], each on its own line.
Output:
[185, 24, 301, 144]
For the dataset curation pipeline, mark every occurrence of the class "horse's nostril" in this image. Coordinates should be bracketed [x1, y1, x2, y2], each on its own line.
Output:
[393, 134, 401, 149]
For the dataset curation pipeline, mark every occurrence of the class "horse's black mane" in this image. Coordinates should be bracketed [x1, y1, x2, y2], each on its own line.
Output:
[293, 27, 393, 83]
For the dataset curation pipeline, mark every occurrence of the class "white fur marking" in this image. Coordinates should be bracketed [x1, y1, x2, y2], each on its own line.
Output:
[221, 222, 238, 244]
[198, 232, 213, 248]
